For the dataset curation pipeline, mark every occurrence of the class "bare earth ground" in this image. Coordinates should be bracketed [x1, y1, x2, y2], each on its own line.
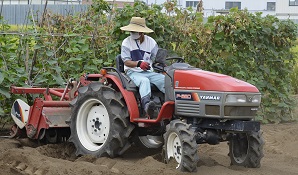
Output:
[0, 123, 297, 175]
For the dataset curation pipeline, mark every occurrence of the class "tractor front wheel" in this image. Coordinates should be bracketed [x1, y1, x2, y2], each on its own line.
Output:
[163, 119, 199, 172]
[69, 83, 134, 157]
[228, 131, 264, 167]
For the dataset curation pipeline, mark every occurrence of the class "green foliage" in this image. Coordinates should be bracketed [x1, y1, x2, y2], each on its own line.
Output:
[0, 17, 20, 116]
[0, 3, 297, 123]
[290, 39, 298, 93]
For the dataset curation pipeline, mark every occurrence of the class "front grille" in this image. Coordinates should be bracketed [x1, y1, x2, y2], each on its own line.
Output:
[176, 101, 200, 116]
[224, 106, 257, 116]
[206, 105, 220, 116]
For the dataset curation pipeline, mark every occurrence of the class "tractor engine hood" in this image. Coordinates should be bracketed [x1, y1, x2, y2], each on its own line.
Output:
[173, 69, 259, 92]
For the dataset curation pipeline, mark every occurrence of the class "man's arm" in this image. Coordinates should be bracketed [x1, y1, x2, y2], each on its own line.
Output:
[125, 60, 151, 71]
[124, 60, 138, 68]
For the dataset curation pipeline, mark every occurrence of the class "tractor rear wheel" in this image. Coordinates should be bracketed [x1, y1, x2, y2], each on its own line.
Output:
[69, 83, 134, 157]
[163, 119, 199, 172]
[228, 131, 264, 167]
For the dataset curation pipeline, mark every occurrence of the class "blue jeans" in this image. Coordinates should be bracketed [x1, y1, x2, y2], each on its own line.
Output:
[127, 70, 165, 98]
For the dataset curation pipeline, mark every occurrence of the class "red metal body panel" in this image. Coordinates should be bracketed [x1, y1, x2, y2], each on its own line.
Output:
[84, 74, 103, 79]
[11, 86, 68, 94]
[26, 98, 51, 139]
[43, 101, 70, 107]
[174, 70, 259, 92]
[11, 86, 70, 100]
[133, 101, 175, 123]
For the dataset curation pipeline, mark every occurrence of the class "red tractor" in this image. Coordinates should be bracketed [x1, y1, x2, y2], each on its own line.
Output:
[9, 50, 264, 172]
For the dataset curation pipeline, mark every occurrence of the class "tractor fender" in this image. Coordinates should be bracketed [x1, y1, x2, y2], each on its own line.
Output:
[105, 74, 139, 122]
[11, 99, 30, 129]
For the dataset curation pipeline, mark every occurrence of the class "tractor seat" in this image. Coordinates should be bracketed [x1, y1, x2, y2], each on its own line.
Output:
[116, 54, 125, 73]
[115, 55, 159, 92]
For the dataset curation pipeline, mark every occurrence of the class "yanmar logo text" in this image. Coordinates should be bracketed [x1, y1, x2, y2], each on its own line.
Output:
[200, 95, 221, 101]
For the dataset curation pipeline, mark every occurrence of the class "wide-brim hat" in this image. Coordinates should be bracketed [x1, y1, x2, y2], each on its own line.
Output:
[120, 17, 153, 33]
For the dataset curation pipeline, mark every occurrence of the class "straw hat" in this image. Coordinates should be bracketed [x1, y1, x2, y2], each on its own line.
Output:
[120, 17, 153, 33]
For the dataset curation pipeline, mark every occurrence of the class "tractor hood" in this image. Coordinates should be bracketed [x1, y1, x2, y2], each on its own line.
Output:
[173, 69, 259, 92]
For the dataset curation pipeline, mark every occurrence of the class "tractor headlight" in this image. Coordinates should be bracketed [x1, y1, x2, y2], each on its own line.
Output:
[226, 95, 247, 103]
[251, 95, 261, 103]
[225, 94, 262, 103]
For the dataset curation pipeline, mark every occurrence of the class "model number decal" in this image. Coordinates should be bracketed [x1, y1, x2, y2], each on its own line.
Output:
[175, 92, 200, 101]
[176, 93, 192, 100]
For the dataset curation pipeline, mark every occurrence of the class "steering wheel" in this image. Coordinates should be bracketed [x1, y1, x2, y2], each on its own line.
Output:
[152, 62, 165, 72]
[166, 57, 185, 63]
[153, 56, 185, 72]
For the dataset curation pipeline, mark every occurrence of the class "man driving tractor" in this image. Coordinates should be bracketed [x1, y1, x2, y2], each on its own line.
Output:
[120, 17, 165, 118]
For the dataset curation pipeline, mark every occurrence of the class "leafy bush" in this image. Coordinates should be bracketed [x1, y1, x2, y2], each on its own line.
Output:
[0, 1, 297, 123]
[290, 39, 298, 93]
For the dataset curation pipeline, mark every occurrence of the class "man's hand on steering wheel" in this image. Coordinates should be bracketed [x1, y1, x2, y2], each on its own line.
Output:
[137, 61, 151, 71]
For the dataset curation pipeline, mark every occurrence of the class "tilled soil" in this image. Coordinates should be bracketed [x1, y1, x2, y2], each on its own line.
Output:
[0, 123, 297, 175]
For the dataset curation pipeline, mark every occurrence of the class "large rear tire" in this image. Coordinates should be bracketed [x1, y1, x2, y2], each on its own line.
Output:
[163, 119, 199, 172]
[228, 131, 264, 168]
[69, 83, 134, 157]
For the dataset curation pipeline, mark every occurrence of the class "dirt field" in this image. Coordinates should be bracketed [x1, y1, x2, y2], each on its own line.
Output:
[0, 123, 297, 175]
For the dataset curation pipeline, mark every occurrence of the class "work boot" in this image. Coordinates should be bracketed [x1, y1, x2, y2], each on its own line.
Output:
[144, 101, 156, 118]
[141, 95, 156, 118]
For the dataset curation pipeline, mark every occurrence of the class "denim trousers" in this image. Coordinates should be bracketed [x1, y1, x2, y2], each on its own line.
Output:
[127, 70, 165, 98]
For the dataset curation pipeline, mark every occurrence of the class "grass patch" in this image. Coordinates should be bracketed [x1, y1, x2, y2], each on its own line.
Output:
[8, 25, 33, 32]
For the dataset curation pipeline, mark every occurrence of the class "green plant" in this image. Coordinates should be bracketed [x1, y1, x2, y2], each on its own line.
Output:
[290, 39, 298, 93]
